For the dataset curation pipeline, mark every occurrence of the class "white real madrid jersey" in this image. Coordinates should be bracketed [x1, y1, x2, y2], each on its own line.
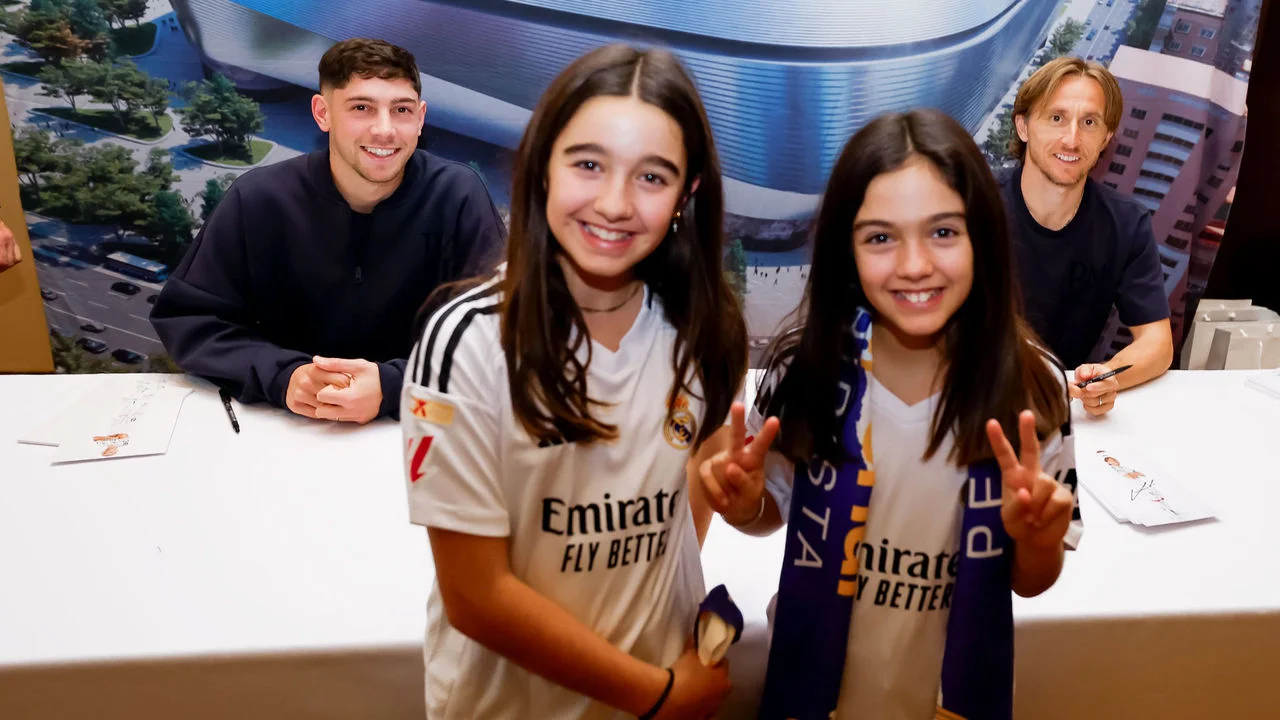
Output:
[401, 277, 706, 720]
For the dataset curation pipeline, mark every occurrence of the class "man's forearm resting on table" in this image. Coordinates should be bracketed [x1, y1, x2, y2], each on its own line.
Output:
[1109, 319, 1174, 391]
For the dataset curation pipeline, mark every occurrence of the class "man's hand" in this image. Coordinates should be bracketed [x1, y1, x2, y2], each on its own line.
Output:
[1069, 363, 1119, 417]
[285, 363, 351, 419]
[0, 220, 21, 272]
[312, 356, 383, 424]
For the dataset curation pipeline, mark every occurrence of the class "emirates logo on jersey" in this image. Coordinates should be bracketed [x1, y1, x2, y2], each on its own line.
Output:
[663, 394, 696, 451]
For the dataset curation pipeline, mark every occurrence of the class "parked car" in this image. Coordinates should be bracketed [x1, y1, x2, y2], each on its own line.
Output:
[41, 288, 58, 301]
[1086, 29, 1098, 40]
[112, 348, 145, 365]
[111, 281, 142, 296]
[80, 322, 107, 333]
[77, 337, 109, 354]
[1104, 24, 1111, 30]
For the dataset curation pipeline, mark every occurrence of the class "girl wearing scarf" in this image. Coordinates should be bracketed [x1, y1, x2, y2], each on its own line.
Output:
[697, 109, 1081, 719]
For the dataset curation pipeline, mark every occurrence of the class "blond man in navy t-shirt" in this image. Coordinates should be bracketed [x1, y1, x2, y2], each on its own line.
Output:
[1001, 57, 1173, 417]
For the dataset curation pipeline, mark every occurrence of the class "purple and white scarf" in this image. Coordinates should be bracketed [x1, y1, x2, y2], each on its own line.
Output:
[758, 307, 1014, 719]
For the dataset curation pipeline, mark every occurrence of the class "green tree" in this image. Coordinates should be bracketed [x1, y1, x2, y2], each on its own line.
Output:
[36, 60, 100, 112]
[99, 0, 126, 29]
[200, 173, 236, 222]
[9, 0, 110, 61]
[7, 10, 93, 61]
[141, 146, 176, 190]
[41, 144, 140, 232]
[12, 126, 81, 199]
[1050, 19, 1087, 57]
[1036, 19, 1087, 66]
[1126, 0, 1169, 51]
[724, 237, 747, 302]
[177, 74, 266, 157]
[117, 0, 150, 28]
[14, 126, 57, 197]
[86, 60, 148, 128]
[139, 73, 170, 130]
[100, 0, 151, 31]
[982, 108, 1017, 166]
[142, 190, 195, 265]
[66, 0, 110, 40]
[35, 139, 174, 234]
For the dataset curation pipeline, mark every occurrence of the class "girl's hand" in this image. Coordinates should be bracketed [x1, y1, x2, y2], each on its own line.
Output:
[986, 410, 1073, 550]
[698, 402, 779, 526]
[655, 646, 731, 719]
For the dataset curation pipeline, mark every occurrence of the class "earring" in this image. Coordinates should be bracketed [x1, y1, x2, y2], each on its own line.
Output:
[670, 210, 682, 235]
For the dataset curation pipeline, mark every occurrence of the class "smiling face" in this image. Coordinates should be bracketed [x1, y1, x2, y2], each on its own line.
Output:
[852, 155, 974, 348]
[1015, 75, 1114, 189]
[544, 94, 688, 290]
[311, 75, 426, 204]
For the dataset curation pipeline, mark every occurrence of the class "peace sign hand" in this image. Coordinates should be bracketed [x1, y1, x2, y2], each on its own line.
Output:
[986, 410, 1074, 551]
[699, 402, 780, 527]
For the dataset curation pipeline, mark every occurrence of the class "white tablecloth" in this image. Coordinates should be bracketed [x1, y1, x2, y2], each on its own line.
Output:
[703, 369, 1280, 719]
[2, 371, 1278, 719]
[0, 374, 429, 719]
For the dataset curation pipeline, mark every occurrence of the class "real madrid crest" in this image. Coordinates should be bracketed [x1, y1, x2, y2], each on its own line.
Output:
[664, 394, 697, 450]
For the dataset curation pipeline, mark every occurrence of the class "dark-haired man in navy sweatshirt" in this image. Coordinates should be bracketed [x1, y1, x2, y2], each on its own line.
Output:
[152, 39, 504, 423]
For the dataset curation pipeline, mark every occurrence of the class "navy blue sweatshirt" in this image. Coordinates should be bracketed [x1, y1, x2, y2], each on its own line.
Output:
[150, 149, 505, 418]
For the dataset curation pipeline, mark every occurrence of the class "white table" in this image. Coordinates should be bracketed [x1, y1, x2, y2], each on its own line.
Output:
[2, 371, 1279, 719]
[702, 369, 1280, 719]
[0, 374, 431, 719]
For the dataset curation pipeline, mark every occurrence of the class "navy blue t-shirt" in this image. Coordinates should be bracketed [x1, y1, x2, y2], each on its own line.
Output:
[1000, 166, 1170, 369]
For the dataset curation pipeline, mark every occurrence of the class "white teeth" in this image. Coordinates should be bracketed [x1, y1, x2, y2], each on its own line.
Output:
[583, 223, 630, 242]
[896, 290, 940, 305]
[364, 147, 395, 157]
[1054, 153, 1080, 162]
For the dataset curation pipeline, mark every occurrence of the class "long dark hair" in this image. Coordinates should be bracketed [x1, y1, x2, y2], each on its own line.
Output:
[762, 109, 1067, 466]
[502, 45, 746, 449]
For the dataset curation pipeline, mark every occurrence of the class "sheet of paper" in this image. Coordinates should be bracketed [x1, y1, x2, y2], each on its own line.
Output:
[1078, 446, 1215, 527]
[26, 378, 195, 463]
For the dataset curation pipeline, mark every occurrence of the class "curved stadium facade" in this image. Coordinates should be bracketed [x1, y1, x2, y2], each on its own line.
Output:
[171, 0, 1059, 220]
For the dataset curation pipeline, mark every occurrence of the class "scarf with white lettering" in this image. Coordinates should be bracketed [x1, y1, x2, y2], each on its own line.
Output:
[759, 307, 1014, 719]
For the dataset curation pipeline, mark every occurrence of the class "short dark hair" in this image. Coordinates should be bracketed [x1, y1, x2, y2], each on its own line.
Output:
[317, 38, 421, 97]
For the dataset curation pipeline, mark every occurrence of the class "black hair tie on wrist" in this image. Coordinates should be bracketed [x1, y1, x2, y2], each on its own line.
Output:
[638, 667, 675, 720]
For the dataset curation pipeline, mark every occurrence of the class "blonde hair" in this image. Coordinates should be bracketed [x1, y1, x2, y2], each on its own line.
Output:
[1010, 56, 1123, 159]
